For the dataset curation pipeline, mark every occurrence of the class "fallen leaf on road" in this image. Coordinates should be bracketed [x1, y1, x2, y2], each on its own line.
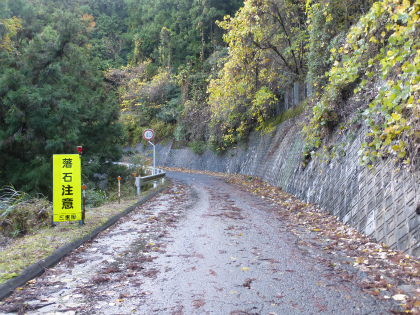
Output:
[60, 278, 73, 283]
[355, 257, 364, 264]
[392, 294, 407, 301]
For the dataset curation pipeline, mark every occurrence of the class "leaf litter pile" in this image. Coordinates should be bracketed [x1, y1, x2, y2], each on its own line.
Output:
[166, 167, 420, 314]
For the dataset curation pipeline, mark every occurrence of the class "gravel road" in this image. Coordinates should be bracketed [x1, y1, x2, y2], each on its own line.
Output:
[0, 171, 397, 315]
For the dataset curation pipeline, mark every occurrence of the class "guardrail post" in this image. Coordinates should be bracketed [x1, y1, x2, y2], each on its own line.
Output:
[135, 170, 166, 196]
[153, 168, 158, 188]
[136, 177, 140, 196]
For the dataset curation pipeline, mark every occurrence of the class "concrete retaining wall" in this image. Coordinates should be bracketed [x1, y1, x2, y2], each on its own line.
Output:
[133, 118, 420, 256]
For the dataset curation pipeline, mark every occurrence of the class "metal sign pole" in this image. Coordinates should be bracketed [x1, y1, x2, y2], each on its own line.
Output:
[143, 129, 156, 176]
[149, 140, 155, 175]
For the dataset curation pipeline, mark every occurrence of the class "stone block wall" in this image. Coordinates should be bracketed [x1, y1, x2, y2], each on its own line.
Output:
[133, 118, 420, 256]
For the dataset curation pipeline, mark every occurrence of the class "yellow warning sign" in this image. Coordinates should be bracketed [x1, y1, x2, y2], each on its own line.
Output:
[53, 154, 82, 222]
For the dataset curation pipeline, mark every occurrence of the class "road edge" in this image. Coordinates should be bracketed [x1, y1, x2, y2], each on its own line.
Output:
[0, 184, 168, 300]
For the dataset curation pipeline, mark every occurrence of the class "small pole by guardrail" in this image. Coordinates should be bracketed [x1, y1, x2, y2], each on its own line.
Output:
[81, 184, 86, 225]
[117, 176, 121, 204]
[136, 178, 140, 196]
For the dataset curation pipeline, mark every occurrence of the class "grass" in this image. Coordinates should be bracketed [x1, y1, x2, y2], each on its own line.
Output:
[0, 182, 168, 285]
[261, 99, 308, 130]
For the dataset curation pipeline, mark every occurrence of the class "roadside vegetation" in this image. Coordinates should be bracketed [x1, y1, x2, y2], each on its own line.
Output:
[2, 0, 419, 199]
[2, 0, 419, 309]
[0, 178, 168, 285]
[0, 148, 161, 284]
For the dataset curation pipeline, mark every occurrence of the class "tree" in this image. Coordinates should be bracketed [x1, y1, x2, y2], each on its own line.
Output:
[124, 0, 243, 69]
[0, 0, 124, 196]
[0, 0, 23, 53]
[207, 0, 308, 145]
[81, 0, 130, 69]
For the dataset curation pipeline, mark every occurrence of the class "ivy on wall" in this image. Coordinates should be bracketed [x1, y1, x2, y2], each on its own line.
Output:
[303, 0, 420, 169]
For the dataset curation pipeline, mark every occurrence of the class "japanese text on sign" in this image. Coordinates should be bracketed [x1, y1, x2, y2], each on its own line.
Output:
[53, 154, 82, 222]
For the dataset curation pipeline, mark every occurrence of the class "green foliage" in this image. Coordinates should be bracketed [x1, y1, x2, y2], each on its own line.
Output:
[81, 0, 130, 69]
[303, 0, 420, 169]
[150, 119, 176, 142]
[84, 188, 108, 208]
[176, 60, 215, 142]
[306, 0, 373, 88]
[0, 186, 50, 238]
[188, 140, 206, 155]
[266, 99, 307, 128]
[0, 15, 22, 53]
[124, 0, 243, 69]
[124, 153, 150, 176]
[0, 0, 125, 196]
[109, 1, 244, 147]
[207, 0, 308, 146]
[107, 63, 179, 145]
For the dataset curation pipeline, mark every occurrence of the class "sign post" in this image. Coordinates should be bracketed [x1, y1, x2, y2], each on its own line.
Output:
[143, 129, 155, 176]
[53, 154, 82, 225]
[117, 176, 121, 204]
[82, 184, 86, 225]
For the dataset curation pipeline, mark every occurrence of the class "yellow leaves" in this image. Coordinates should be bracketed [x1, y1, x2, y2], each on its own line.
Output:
[82, 13, 96, 30]
[354, 257, 369, 265]
[407, 95, 414, 107]
[391, 113, 401, 121]
[240, 267, 250, 271]
[0, 16, 23, 53]
[326, 14, 333, 23]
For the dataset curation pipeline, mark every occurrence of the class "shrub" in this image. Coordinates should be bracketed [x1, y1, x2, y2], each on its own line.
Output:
[188, 141, 206, 155]
[84, 189, 108, 208]
[0, 186, 51, 238]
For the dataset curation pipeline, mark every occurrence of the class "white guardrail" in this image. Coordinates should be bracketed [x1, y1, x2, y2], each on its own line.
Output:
[135, 167, 166, 196]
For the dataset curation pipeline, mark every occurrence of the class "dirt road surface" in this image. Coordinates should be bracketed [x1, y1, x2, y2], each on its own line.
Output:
[0, 172, 398, 314]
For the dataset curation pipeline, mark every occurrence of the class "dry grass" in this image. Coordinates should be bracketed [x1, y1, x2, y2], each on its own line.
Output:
[0, 185, 166, 285]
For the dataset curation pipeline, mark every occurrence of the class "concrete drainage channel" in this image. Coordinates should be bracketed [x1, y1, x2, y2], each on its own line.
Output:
[0, 185, 168, 301]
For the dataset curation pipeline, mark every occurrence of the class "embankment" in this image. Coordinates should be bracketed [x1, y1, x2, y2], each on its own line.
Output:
[133, 118, 420, 256]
